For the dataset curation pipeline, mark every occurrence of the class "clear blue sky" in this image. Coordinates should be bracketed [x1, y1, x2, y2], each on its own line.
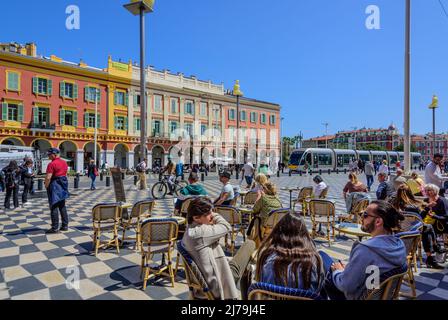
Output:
[2, 0, 448, 139]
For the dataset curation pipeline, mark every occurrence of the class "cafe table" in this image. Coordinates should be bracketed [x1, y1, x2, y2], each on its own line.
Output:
[334, 222, 370, 242]
[280, 187, 299, 209]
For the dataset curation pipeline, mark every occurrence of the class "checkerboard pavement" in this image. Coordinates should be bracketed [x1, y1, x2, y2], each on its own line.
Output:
[1, 172, 448, 300]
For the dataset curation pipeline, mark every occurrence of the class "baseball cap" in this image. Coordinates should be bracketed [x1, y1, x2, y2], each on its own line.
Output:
[219, 171, 231, 179]
[47, 148, 60, 155]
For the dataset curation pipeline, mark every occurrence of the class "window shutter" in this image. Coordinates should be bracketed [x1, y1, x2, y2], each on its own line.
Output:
[84, 113, 89, 128]
[124, 117, 128, 130]
[114, 116, 118, 130]
[33, 107, 39, 124]
[32, 77, 38, 94]
[73, 111, 78, 127]
[48, 79, 53, 96]
[73, 84, 78, 99]
[96, 88, 101, 103]
[133, 93, 137, 106]
[125, 92, 129, 107]
[114, 92, 118, 105]
[59, 109, 65, 125]
[228, 110, 231, 120]
[60, 82, 65, 97]
[97, 114, 101, 128]
[2, 102, 8, 120]
[18, 104, 23, 122]
[84, 87, 88, 102]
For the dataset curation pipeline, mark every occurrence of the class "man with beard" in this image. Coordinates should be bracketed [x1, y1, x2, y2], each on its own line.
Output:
[319, 200, 407, 300]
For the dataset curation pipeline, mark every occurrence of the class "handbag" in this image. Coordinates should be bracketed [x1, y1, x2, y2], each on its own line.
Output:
[93, 167, 99, 176]
[423, 212, 436, 225]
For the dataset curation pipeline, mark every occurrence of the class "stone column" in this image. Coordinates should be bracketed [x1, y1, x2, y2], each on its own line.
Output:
[147, 150, 153, 168]
[179, 97, 185, 133]
[105, 150, 115, 167]
[163, 95, 169, 137]
[147, 91, 152, 138]
[128, 89, 134, 134]
[75, 150, 84, 173]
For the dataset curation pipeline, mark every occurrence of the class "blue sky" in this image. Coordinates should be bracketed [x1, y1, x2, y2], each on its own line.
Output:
[2, 0, 448, 139]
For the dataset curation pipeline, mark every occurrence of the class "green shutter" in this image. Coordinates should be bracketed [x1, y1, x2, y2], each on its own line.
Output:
[114, 116, 118, 130]
[124, 117, 128, 130]
[84, 113, 89, 128]
[125, 92, 129, 107]
[18, 104, 23, 122]
[96, 88, 100, 103]
[60, 82, 65, 97]
[48, 79, 53, 96]
[97, 114, 101, 128]
[2, 102, 8, 120]
[84, 87, 88, 102]
[73, 111, 78, 127]
[114, 92, 118, 105]
[133, 93, 137, 106]
[59, 109, 65, 125]
[33, 107, 39, 124]
[134, 118, 137, 130]
[32, 77, 38, 94]
[73, 84, 78, 99]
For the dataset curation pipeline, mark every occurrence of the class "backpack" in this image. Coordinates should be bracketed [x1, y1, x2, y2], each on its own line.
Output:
[136, 162, 144, 173]
[4, 170, 16, 189]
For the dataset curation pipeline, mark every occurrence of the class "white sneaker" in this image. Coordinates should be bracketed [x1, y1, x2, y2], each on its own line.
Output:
[23, 202, 33, 206]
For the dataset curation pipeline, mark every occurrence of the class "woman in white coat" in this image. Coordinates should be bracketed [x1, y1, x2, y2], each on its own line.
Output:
[182, 197, 254, 299]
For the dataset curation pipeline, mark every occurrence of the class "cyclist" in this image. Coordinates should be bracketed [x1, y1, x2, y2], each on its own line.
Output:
[162, 158, 176, 195]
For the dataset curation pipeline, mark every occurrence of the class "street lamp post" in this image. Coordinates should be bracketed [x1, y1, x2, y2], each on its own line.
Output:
[233, 80, 243, 179]
[124, 0, 155, 162]
[94, 89, 98, 167]
[322, 122, 329, 149]
[429, 95, 439, 156]
[280, 117, 284, 167]
[403, 0, 411, 173]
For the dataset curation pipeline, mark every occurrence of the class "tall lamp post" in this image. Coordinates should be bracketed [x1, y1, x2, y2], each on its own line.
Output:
[322, 122, 329, 149]
[429, 95, 439, 157]
[124, 0, 155, 162]
[233, 80, 243, 179]
[280, 117, 284, 167]
[403, 0, 411, 173]
[94, 88, 99, 167]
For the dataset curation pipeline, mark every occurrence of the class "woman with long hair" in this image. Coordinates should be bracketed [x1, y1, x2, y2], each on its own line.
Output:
[255, 213, 325, 293]
[342, 172, 367, 200]
[392, 184, 445, 269]
[250, 173, 268, 202]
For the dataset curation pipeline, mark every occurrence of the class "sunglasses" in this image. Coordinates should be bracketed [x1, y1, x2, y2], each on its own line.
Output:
[361, 211, 379, 220]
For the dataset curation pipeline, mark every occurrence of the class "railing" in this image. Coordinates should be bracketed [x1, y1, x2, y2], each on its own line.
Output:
[29, 122, 56, 130]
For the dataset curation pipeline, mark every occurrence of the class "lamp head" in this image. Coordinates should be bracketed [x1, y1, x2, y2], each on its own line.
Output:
[429, 94, 438, 109]
[233, 80, 243, 97]
[124, 0, 155, 15]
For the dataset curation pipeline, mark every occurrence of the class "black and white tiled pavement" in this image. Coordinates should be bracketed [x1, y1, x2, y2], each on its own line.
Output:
[1, 172, 448, 300]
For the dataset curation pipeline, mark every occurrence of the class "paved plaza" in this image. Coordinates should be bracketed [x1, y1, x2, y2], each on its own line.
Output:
[1, 172, 448, 300]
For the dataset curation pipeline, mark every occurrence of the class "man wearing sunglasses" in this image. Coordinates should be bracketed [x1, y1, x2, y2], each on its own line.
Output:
[320, 200, 407, 299]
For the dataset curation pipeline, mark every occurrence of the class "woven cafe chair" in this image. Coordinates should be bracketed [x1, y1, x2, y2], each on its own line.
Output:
[261, 208, 291, 240]
[308, 199, 336, 245]
[214, 205, 245, 255]
[248, 282, 324, 300]
[121, 199, 155, 251]
[92, 203, 122, 256]
[361, 266, 408, 300]
[395, 230, 421, 299]
[292, 187, 313, 216]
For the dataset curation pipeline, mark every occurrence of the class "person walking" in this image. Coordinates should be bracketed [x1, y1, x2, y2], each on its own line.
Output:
[21, 159, 35, 206]
[136, 158, 148, 190]
[44, 148, 69, 234]
[425, 153, 448, 194]
[2, 160, 21, 210]
[87, 159, 98, 190]
[364, 160, 375, 192]
[241, 160, 255, 188]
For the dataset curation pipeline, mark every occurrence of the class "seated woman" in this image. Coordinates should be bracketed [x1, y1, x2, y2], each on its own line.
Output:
[313, 175, 328, 198]
[421, 184, 448, 238]
[182, 197, 255, 300]
[390, 184, 444, 269]
[250, 173, 268, 202]
[410, 172, 426, 196]
[343, 173, 368, 212]
[255, 213, 325, 294]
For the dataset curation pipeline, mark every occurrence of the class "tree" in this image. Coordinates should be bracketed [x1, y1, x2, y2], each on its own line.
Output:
[358, 144, 387, 151]
[393, 144, 417, 152]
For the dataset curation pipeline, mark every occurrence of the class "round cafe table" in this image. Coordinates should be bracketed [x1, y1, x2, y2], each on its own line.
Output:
[281, 187, 299, 209]
[334, 222, 370, 242]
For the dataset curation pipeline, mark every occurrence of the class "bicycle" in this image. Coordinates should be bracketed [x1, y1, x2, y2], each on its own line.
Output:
[151, 174, 188, 199]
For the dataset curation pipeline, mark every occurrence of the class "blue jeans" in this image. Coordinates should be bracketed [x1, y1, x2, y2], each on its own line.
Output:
[245, 176, 253, 186]
[366, 175, 374, 191]
[318, 251, 347, 300]
[90, 174, 96, 189]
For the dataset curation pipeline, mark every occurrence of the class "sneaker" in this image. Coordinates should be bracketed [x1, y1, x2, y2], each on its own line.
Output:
[59, 227, 69, 232]
[426, 256, 444, 269]
[45, 228, 59, 234]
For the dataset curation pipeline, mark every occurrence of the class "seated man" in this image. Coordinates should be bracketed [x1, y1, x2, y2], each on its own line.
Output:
[392, 169, 407, 191]
[376, 172, 394, 200]
[320, 200, 407, 300]
[174, 172, 207, 214]
[182, 197, 255, 299]
[214, 171, 235, 206]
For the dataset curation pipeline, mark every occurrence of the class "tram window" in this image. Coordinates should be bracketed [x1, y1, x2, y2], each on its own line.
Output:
[360, 155, 370, 162]
[313, 154, 318, 168]
[343, 154, 351, 165]
[389, 155, 397, 164]
[305, 153, 312, 165]
[318, 153, 332, 166]
[337, 155, 344, 167]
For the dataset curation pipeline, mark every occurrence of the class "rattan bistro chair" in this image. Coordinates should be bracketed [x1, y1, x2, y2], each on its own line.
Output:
[292, 187, 313, 216]
[179, 196, 198, 218]
[177, 241, 215, 300]
[361, 266, 408, 300]
[139, 217, 179, 290]
[92, 203, 122, 256]
[262, 208, 290, 240]
[338, 198, 369, 224]
[308, 199, 336, 245]
[121, 199, 155, 250]
[318, 187, 329, 199]
[395, 230, 421, 299]
[214, 206, 245, 255]
[243, 191, 259, 206]
[248, 282, 324, 300]
[401, 212, 424, 270]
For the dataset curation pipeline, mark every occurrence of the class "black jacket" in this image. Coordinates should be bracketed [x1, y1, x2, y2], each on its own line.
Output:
[20, 166, 34, 187]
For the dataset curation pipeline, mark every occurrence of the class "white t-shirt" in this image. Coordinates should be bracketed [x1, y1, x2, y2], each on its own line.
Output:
[221, 183, 235, 201]
[243, 163, 254, 177]
[314, 181, 327, 198]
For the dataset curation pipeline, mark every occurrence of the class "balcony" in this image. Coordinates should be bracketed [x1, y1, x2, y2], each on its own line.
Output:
[29, 122, 56, 134]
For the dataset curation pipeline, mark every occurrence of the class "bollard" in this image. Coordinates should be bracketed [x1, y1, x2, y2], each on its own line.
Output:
[289, 170, 292, 177]
[37, 178, 43, 191]
[74, 175, 79, 189]
[201, 172, 205, 182]
[328, 169, 331, 175]
[182, 174, 185, 181]
[106, 176, 110, 187]
[344, 169, 347, 174]
[134, 175, 138, 185]
[299, 170, 302, 176]
[277, 170, 280, 177]
[122, 172, 125, 180]
[309, 169, 313, 176]
[319, 169, 322, 175]
[100, 172, 104, 181]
